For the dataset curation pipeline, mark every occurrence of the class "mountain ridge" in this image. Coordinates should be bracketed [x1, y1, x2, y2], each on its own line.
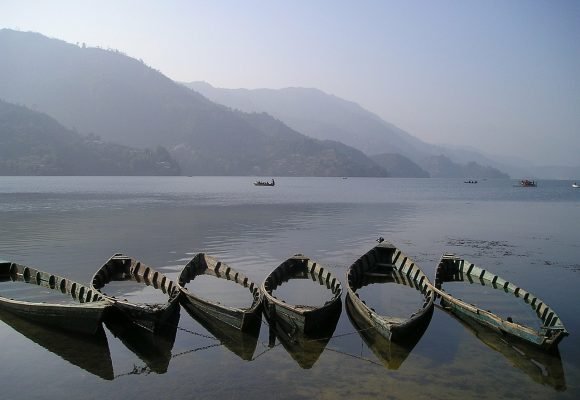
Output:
[0, 29, 388, 177]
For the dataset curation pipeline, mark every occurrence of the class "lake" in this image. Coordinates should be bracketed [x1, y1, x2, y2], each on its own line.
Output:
[0, 176, 579, 399]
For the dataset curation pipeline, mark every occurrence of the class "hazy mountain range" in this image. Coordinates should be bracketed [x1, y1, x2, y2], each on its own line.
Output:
[185, 82, 510, 179]
[0, 99, 180, 175]
[1, 29, 572, 178]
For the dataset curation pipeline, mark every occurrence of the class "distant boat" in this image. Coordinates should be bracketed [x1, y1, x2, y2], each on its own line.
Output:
[572, 183, 579, 188]
[518, 179, 537, 187]
[464, 180, 478, 184]
[254, 179, 275, 186]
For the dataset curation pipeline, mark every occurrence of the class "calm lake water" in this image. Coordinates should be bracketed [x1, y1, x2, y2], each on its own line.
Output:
[0, 176, 579, 399]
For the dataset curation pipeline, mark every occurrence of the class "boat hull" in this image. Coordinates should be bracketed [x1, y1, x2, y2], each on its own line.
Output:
[91, 254, 181, 333]
[345, 295, 432, 370]
[178, 253, 262, 332]
[261, 255, 342, 336]
[0, 261, 109, 334]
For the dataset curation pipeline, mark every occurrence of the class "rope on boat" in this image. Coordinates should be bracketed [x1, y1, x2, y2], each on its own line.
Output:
[176, 325, 220, 340]
[114, 343, 224, 378]
[171, 342, 224, 358]
[323, 347, 383, 367]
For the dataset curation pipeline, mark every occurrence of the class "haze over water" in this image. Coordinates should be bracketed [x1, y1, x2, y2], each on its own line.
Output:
[0, 176, 579, 399]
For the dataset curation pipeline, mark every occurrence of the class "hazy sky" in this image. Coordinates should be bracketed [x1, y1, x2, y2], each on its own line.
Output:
[2, 0, 579, 166]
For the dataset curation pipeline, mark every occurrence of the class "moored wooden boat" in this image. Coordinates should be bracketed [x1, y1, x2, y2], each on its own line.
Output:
[91, 254, 180, 333]
[433, 253, 568, 350]
[345, 241, 435, 341]
[261, 254, 342, 336]
[345, 280, 432, 370]
[177, 253, 262, 332]
[0, 260, 110, 334]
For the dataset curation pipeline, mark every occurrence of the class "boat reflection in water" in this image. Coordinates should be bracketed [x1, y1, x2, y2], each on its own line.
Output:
[104, 307, 180, 374]
[345, 295, 432, 370]
[180, 300, 260, 361]
[0, 309, 114, 380]
[266, 301, 341, 369]
[439, 304, 566, 391]
[261, 254, 343, 369]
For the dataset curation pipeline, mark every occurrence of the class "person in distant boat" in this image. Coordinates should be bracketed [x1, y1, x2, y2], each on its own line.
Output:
[272, 179, 275, 185]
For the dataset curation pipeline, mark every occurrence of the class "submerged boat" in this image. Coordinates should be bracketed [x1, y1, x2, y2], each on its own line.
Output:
[261, 254, 342, 336]
[91, 254, 180, 333]
[433, 254, 568, 350]
[345, 277, 432, 370]
[177, 253, 262, 332]
[345, 241, 435, 341]
[0, 260, 110, 334]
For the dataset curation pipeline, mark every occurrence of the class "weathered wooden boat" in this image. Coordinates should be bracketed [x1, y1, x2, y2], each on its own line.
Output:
[181, 299, 260, 361]
[433, 253, 568, 350]
[91, 254, 180, 333]
[266, 300, 341, 369]
[345, 280, 432, 370]
[345, 241, 435, 341]
[105, 309, 179, 374]
[261, 254, 342, 336]
[177, 253, 262, 332]
[0, 260, 110, 334]
[0, 308, 114, 380]
[436, 304, 566, 391]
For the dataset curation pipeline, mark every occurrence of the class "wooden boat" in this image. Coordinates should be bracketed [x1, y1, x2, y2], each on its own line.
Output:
[433, 253, 568, 350]
[0, 308, 114, 380]
[345, 241, 435, 341]
[0, 260, 110, 334]
[261, 254, 342, 336]
[436, 304, 566, 390]
[345, 279, 432, 370]
[91, 254, 181, 333]
[177, 253, 262, 332]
